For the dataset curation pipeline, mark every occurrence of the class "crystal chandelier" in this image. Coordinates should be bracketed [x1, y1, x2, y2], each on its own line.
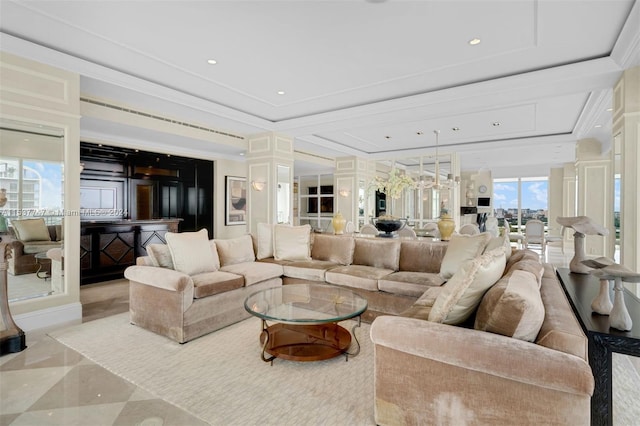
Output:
[419, 130, 460, 190]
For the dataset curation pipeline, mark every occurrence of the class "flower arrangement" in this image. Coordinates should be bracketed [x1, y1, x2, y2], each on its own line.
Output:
[370, 168, 416, 200]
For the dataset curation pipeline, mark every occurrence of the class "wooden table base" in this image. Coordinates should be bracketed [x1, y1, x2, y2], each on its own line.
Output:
[259, 322, 352, 363]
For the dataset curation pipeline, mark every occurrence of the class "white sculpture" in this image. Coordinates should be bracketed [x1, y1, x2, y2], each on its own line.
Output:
[557, 216, 609, 274]
[589, 263, 640, 331]
[583, 257, 615, 315]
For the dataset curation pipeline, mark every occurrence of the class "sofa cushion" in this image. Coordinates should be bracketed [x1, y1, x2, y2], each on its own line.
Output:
[399, 287, 443, 320]
[165, 229, 217, 276]
[505, 249, 540, 274]
[273, 224, 311, 261]
[378, 272, 445, 297]
[147, 244, 175, 269]
[429, 246, 506, 325]
[475, 269, 545, 342]
[13, 218, 51, 242]
[283, 260, 340, 281]
[220, 261, 283, 286]
[536, 264, 589, 360]
[325, 265, 394, 291]
[215, 235, 256, 266]
[311, 234, 354, 265]
[256, 223, 274, 260]
[22, 241, 62, 255]
[352, 238, 400, 271]
[191, 271, 245, 298]
[508, 259, 545, 287]
[439, 232, 491, 279]
[398, 240, 448, 273]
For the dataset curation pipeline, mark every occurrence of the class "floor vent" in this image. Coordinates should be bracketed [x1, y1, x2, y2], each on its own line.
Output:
[80, 97, 245, 140]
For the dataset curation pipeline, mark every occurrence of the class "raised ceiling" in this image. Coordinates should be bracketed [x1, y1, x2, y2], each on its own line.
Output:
[1, 0, 638, 177]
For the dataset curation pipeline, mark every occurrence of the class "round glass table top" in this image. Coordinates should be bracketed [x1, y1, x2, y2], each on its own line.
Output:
[244, 283, 368, 325]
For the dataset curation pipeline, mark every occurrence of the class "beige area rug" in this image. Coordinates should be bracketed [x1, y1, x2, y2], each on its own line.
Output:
[50, 313, 375, 426]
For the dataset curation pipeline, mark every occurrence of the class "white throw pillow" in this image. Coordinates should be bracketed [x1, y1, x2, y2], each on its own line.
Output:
[439, 232, 491, 279]
[147, 244, 175, 269]
[214, 234, 255, 266]
[273, 224, 311, 261]
[165, 229, 217, 275]
[256, 223, 275, 260]
[429, 246, 506, 325]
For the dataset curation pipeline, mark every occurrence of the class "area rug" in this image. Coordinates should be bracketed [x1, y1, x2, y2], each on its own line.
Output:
[50, 313, 375, 426]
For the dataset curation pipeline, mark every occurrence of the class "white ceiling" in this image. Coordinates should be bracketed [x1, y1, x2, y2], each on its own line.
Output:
[1, 0, 639, 177]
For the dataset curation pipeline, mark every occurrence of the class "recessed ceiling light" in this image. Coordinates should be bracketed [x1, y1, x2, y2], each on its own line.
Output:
[492, 122, 500, 127]
[416, 131, 423, 135]
[239, 152, 245, 156]
[606, 108, 613, 112]
[595, 124, 602, 128]
[452, 127, 460, 131]
[385, 136, 391, 139]
[277, 91, 285, 95]
[207, 59, 217, 65]
[469, 38, 481, 45]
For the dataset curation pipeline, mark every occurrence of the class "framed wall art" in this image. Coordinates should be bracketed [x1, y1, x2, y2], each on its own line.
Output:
[225, 176, 247, 225]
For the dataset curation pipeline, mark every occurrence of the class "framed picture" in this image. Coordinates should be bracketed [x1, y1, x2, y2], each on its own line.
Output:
[225, 176, 247, 225]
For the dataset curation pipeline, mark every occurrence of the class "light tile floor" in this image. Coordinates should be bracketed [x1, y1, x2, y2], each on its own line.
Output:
[1, 247, 638, 425]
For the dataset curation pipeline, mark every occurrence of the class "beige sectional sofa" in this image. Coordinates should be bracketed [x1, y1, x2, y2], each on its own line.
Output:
[8, 219, 63, 275]
[124, 225, 593, 423]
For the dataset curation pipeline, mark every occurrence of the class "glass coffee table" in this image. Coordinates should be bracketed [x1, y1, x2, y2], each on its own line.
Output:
[244, 283, 368, 364]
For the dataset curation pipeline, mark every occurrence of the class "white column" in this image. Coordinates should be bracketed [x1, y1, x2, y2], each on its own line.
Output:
[246, 132, 294, 234]
[613, 66, 640, 272]
[575, 139, 614, 258]
[334, 157, 375, 231]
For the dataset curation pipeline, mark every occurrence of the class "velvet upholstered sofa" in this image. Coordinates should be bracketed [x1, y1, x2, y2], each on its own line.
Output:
[124, 224, 594, 424]
[7, 218, 63, 275]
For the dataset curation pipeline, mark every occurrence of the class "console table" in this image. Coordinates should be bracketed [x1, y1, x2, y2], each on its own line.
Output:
[556, 267, 640, 426]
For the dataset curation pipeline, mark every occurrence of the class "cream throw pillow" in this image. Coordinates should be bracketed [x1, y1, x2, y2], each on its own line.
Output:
[256, 223, 275, 260]
[429, 246, 506, 325]
[273, 224, 311, 261]
[165, 229, 217, 275]
[439, 232, 491, 279]
[475, 269, 545, 342]
[13, 218, 51, 242]
[214, 234, 255, 266]
[147, 244, 175, 269]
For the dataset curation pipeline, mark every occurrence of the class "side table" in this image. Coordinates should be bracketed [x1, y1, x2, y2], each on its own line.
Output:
[556, 268, 640, 426]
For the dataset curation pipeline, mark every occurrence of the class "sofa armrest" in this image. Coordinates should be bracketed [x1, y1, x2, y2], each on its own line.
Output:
[8, 240, 25, 256]
[124, 265, 193, 293]
[370, 315, 593, 396]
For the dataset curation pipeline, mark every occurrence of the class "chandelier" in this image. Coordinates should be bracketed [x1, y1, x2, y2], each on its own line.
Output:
[419, 130, 460, 190]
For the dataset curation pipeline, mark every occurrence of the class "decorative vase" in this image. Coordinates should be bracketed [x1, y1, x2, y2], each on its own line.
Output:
[591, 279, 613, 315]
[374, 217, 404, 238]
[438, 214, 455, 241]
[332, 212, 346, 235]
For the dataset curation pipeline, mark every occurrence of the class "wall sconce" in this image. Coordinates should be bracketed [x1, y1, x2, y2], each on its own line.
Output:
[338, 188, 350, 197]
[251, 180, 265, 191]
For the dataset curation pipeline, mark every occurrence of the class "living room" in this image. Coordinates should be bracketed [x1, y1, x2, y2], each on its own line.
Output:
[1, 1, 639, 425]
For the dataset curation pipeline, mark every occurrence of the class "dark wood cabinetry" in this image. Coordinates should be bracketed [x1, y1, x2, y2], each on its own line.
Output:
[79, 142, 213, 284]
[80, 219, 180, 284]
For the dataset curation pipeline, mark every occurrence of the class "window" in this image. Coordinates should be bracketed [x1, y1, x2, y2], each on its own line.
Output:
[493, 177, 548, 231]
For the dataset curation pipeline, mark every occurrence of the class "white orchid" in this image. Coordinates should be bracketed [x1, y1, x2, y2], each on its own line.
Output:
[370, 168, 416, 200]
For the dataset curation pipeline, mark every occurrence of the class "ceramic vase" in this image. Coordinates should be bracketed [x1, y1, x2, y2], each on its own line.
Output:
[591, 279, 613, 315]
[438, 214, 455, 241]
[332, 212, 346, 235]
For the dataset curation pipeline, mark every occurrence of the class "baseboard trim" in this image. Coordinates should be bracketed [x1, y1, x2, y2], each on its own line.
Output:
[13, 302, 83, 331]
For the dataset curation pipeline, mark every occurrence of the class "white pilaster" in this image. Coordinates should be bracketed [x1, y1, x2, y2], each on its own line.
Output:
[613, 66, 640, 272]
[246, 132, 294, 234]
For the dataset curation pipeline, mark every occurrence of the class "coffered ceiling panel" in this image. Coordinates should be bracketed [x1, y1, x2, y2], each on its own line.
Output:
[1, 0, 638, 177]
